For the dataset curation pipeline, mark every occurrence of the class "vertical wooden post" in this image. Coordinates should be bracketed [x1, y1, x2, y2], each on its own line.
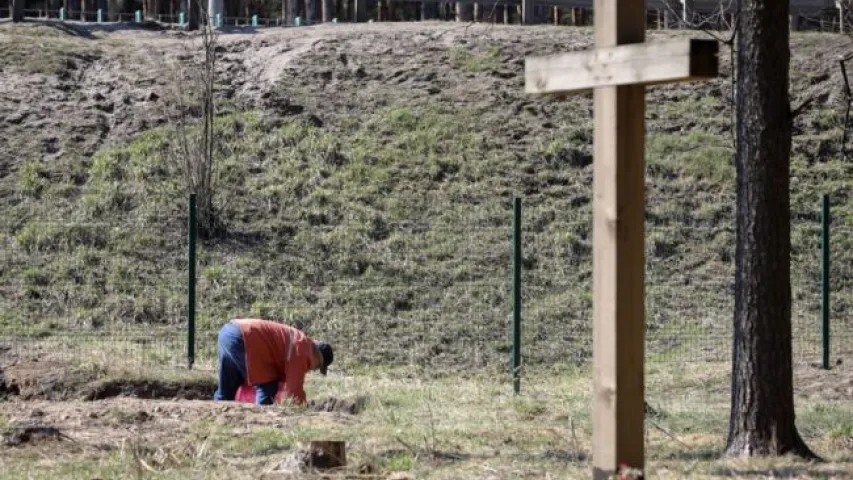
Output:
[589, 0, 646, 475]
[553, 6, 559, 25]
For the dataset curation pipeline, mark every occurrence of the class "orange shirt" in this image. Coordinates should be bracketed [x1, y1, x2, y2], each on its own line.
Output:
[232, 318, 314, 404]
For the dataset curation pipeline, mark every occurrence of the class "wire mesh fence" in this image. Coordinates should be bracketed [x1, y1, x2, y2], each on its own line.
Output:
[0, 194, 849, 387]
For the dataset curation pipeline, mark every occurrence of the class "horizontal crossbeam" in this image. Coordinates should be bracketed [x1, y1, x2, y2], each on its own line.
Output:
[524, 38, 719, 95]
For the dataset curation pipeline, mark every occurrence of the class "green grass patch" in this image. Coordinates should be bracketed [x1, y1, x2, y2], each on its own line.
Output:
[449, 45, 502, 73]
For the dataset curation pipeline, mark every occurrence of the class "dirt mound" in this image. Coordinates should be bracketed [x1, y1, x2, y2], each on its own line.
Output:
[82, 378, 214, 401]
[2, 425, 70, 447]
[0, 368, 20, 398]
[1, 360, 214, 401]
[1, 360, 92, 400]
[796, 361, 853, 402]
[308, 395, 368, 415]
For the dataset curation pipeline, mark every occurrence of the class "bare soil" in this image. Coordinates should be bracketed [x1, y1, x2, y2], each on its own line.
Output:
[2, 19, 848, 177]
[1, 358, 368, 416]
[796, 360, 853, 403]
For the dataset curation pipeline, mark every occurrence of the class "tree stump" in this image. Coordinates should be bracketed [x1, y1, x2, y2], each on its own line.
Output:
[309, 440, 346, 469]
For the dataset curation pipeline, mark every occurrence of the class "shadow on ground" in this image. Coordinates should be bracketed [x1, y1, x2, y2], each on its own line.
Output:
[711, 466, 853, 478]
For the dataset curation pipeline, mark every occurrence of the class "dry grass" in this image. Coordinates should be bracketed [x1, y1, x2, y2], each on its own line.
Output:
[0, 356, 851, 479]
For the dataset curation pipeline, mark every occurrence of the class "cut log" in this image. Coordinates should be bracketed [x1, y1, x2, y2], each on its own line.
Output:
[309, 440, 346, 469]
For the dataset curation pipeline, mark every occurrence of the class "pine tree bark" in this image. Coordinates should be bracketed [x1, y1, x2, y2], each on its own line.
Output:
[725, 0, 817, 459]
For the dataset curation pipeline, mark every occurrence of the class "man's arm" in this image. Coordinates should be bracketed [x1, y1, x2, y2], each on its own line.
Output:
[281, 360, 307, 405]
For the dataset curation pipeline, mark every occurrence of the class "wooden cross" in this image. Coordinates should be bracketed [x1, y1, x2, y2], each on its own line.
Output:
[523, 2, 719, 478]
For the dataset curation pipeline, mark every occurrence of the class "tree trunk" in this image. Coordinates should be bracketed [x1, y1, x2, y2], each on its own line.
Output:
[321, 0, 332, 22]
[12, 0, 24, 21]
[285, 0, 298, 23]
[725, 0, 817, 459]
[186, 0, 199, 30]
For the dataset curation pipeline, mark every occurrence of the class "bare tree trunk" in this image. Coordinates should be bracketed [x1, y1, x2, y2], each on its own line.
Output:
[421, 0, 436, 20]
[186, 0, 199, 30]
[106, 0, 120, 20]
[306, 0, 319, 22]
[725, 0, 818, 459]
[321, 0, 331, 21]
[12, 0, 24, 21]
[286, 0, 298, 23]
[455, 0, 471, 21]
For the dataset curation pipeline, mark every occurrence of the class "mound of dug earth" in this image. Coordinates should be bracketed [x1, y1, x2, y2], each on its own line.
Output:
[308, 395, 368, 415]
[2, 425, 70, 447]
[0, 360, 215, 401]
[82, 378, 215, 401]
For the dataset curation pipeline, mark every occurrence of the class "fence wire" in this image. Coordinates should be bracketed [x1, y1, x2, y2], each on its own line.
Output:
[0, 199, 849, 387]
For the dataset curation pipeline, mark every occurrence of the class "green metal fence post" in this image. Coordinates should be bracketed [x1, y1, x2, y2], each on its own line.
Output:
[188, 193, 197, 369]
[822, 193, 830, 370]
[512, 197, 522, 394]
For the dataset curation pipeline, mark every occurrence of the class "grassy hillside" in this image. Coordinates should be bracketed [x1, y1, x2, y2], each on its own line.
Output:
[1, 22, 852, 372]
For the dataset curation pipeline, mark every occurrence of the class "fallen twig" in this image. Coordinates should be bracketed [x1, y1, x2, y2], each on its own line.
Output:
[647, 418, 689, 449]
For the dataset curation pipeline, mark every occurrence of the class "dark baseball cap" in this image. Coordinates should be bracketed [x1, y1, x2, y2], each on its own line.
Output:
[315, 341, 333, 375]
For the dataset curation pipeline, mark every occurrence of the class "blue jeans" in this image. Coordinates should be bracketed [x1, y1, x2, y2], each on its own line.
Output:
[213, 321, 279, 405]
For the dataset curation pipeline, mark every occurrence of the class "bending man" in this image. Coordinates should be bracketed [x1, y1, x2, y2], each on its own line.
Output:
[213, 318, 334, 405]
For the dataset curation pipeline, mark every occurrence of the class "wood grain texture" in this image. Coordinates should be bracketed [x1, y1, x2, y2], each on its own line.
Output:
[589, 1, 647, 478]
[524, 39, 719, 95]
